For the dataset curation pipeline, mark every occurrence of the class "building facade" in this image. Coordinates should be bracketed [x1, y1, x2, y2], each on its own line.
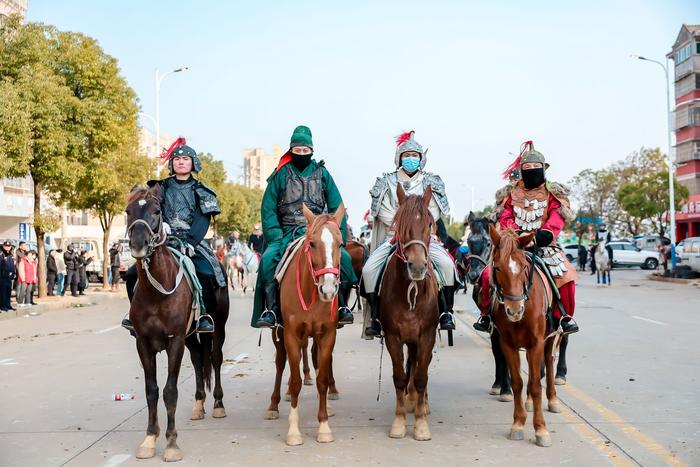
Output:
[243, 145, 282, 190]
[669, 24, 700, 239]
[0, 0, 27, 26]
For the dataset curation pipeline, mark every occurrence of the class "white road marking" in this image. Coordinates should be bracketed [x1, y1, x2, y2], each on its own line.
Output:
[103, 454, 131, 467]
[0, 358, 18, 366]
[95, 325, 122, 334]
[631, 315, 667, 326]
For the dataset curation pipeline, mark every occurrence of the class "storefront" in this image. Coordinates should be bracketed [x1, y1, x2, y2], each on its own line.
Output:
[676, 194, 700, 240]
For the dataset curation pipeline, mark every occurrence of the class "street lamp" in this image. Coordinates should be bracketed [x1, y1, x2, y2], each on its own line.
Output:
[630, 54, 677, 269]
[155, 66, 189, 159]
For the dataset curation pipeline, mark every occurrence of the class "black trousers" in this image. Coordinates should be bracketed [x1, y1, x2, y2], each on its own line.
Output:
[47, 273, 57, 296]
[64, 270, 78, 296]
[0, 280, 11, 309]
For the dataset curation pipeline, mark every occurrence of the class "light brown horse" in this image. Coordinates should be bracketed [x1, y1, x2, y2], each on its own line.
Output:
[126, 185, 229, 462]
[381, 184, 439, 441]
[488, 226, 560, 448]
[265, 204, 346, 445]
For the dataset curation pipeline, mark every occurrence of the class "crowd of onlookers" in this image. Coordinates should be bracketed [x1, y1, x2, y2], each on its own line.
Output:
[0, 240, 104, 312]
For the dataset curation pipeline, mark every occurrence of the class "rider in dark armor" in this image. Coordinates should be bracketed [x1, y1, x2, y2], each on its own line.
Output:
[122, 138, 225, 334]
[251, 125, 356, 329]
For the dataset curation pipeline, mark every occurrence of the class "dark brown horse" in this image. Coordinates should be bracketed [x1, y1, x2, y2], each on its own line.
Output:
[265, 204, 346, 445]
[488, 226, 560, 448]
[126, 186, 229, 461]
[381, 184, 439, 441]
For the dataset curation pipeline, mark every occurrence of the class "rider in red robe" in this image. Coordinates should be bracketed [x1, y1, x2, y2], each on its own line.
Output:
[474, 142, 579, 335]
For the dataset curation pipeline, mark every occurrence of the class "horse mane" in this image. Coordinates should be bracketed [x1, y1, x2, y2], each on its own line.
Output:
[494, 228, 528, 273]
[394, 194, 432, 242]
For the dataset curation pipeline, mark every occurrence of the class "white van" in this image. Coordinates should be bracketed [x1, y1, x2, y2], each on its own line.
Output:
[679, 237, 700, 273]
[58, 238, 104, 282]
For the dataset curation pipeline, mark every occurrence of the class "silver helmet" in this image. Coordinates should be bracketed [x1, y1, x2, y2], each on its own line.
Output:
[394, 130, 428, 170]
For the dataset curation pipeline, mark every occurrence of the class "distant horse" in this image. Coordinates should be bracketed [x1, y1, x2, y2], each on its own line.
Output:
[382, 184, 439, 441]
[464, 212, 512, 402]
[226, 242, 259, 293]
[594, 239, 611, 286]
[489, 226, 560, 448]
[125, 185, 229, 462]
[266, 204, 346, 445]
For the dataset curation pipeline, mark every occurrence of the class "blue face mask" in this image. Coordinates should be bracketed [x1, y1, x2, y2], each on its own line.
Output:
[401, 156, 421, 173]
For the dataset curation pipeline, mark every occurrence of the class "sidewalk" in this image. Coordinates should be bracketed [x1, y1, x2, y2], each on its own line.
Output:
[0, 287, 127, 322]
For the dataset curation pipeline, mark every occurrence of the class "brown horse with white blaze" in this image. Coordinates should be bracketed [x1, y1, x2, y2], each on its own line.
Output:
[268, 203, 346, 446]
[488, 226, 560, 448]
[381, 184, 439, 441]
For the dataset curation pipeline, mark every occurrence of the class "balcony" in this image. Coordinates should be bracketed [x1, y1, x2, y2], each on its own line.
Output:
[675, 56, 700, 81]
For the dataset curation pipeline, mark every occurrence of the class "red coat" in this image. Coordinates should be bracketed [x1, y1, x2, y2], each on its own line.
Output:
[499, 193, 565, 238]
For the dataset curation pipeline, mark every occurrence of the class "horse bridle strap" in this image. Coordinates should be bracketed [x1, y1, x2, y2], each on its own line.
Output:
[295, 224, 341, 315]
[127, 218, 166, 255]
[395, 239, 429, 262]
[493, 251, 537, 303]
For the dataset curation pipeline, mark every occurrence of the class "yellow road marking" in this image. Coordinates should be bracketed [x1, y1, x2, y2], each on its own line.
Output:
[455, 311, 687, 466]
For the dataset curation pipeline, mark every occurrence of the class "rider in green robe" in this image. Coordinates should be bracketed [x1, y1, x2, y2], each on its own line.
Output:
[251, 125, 356, 328]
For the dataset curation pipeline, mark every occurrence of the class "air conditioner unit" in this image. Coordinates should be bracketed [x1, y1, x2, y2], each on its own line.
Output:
[694, 151, 700, 160]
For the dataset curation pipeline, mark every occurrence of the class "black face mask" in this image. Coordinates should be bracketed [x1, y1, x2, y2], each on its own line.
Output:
[522, 168, 545, 189]
[292, 153, 312, 170]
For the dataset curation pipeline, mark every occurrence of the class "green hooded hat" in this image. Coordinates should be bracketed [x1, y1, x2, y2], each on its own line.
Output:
[290, 125, 313, 148]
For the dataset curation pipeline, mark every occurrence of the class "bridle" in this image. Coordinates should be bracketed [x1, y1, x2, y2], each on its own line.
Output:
[492, 250, 536, 304]
[392, 232, 431, 311]
[394, 238, 430, 264]
[296, 220, 341, 314]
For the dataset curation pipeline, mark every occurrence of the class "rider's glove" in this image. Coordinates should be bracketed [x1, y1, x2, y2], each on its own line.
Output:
[535, 229, 553, 247]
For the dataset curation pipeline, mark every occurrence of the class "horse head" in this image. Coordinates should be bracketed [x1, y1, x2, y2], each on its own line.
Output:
[465, 211, 492, 284]
[489, 226, 535, 322]
[303, 203, 345, 302]
[125, 184, 165, 260]
[394, 184, 433, 281]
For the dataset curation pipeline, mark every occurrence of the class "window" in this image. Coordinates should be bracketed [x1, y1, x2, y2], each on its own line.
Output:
[691, 241, 700, 254]
[623, 244, 637, 251]
[610, 244, 623, 251]
[67, 211, 88, 226]
[697, 42, 700, 54]
[676, 44, 692, 63]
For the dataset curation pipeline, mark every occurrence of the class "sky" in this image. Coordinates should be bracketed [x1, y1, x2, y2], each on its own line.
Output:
[26, 0, 700, 230]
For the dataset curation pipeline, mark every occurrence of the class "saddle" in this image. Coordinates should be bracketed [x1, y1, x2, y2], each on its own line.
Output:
[274, 237, 306, 282]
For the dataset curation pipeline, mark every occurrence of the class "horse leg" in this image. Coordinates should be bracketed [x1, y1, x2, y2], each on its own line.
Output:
[501, 341, 527, 441]
[385, 335, 408, 439]
[284, 330, 304, 446]
[493, 331, 513, 401]
[186, 339, 206, 420]
[266, 330, 286, 420]
[304, 338, 313, 386]
[162, 336, 186, 462]
[527, 343, 551, 447]
[328, 353, 339, 400]
[555, 335, 568, 385]
[490, 333, 501, 395]
[314, 330, 337, 443]
[544, 338, 560, 413]
[404, 344, 418, 414]
[413, 338, 434, 441]
[135, 339, 159, 459]
[211, 323, 226, 418]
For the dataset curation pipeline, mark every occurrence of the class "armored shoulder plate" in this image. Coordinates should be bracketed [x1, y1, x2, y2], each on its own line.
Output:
[494, 185, 514, 214]
[546, 181, 575, 222]
[194, 181, 221, 216]
[369, 173, 395, 217]
[422, 172, 450, 216]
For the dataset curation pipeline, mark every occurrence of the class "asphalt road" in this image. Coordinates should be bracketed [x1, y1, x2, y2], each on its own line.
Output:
[0, 268, 696, 466]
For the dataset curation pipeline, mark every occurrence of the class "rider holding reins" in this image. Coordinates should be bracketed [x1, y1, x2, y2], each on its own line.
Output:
[252, 125, 356, 329]
[362, 130, 459, 337]
[473, 141, 579, 335]
[122, 138, 225, 334]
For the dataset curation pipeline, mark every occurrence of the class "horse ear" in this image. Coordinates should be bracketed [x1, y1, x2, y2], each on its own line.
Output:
[422, 184, 433, 209]
[333, 203, 345, 226]
[467, 211, 475, 225]
[518, 231, 535, 249]
[489, 224, 501, 246]
[396, 183, 406, 205]
[303, 203, 316, 226]
[149, 182, 164, 203]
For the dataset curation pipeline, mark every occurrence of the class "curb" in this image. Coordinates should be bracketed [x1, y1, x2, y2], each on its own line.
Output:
[0, 288, 127, 322]
[647, 274, 700, 286]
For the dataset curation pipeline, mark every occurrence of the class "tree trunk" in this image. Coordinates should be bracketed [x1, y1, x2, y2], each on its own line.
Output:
[33, 179, 47, 298]
[99, 212, 113, 289]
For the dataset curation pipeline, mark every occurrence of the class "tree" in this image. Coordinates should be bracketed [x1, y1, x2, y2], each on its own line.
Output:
[447, 222, 465, 240]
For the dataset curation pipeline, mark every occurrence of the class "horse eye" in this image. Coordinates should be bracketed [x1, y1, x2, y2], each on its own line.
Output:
[309, 241, 316, 248]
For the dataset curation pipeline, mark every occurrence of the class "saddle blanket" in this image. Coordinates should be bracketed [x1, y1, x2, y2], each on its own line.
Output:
[274, 237, 306, 283]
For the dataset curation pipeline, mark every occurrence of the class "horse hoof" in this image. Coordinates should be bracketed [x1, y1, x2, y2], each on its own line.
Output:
[536, 433, 552, 447]
[389, 425, 406, 439]
[509, 429, 524, 441]
[555, 376, 566, 386]
[163, 446, 183, 462]
[548, 401, 561, 413]
[136, 446, 156, 459]
[265, 410, 279, 420]
[284, 393, 291, 402]
[303, 378, 313, 386]
[317, 432, 334, 443]
[190, 412, 205, 421]
[328, 391, 339, 400]
[190, 400, 205, 420]
[212, 407, 226, 418]
[286, 434, 303, 446]
[413, 422, 432, 441]
[499, 393, 513, 402]
[525, 400, 534, 412]
[490, 385, 501, 396]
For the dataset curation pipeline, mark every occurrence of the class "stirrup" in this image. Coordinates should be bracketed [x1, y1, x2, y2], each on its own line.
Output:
[196, 315, 215, 333]
[558, 316, 579, 335]
[256, 309, 278, 328]
[439, 312, 455, 330]
[121, 318, 135, 332]
[338, 306, 354, 325]
[365, 319, 382, 337]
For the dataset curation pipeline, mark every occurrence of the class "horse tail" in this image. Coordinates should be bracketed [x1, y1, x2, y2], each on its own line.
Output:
[200, 333, 213, 391]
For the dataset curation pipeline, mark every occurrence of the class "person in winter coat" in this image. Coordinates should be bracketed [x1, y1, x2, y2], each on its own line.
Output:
[0, 241, 17, 311]
[47, 250, 58, 296]
[109, 243, 121, 291]
[55, 249, 66, 296]
[17, 250, 38, 307]
[63, 245, 79, 297]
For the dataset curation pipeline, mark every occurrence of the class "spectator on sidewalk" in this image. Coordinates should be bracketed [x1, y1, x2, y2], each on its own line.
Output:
[0, 241, 17, 312]
[55, 249, 66, 296]
[47, 249, 58, 296]
[77, 250, 93, 295]
[17, 250, 38, 307]
[63, 245, 79, 297]
[109, 242, 121, 292]
[14, 241, 27, 300]
[577, 244, 588, 272]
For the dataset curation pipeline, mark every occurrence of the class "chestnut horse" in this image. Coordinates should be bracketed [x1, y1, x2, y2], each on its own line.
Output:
[126, 186, 229, 462]
[381, 184, 439, 441]
[488, 226, 560, 448]
[265, 204, 346, 445]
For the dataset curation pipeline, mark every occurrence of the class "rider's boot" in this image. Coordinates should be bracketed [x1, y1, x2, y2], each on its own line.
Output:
[439, 285, 456, 331]
[256, 280, 281, 328]
[336, 282, 354, 328]
[364, 292, 382, 337]
[473, 313, 491, 333]
[560, 315, 579, 334]
[121, 265, 137, 334]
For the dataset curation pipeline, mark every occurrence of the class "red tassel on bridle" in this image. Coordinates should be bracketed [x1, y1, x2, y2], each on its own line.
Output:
[161, 137, 187, 161]
[501, 140, 533, 180]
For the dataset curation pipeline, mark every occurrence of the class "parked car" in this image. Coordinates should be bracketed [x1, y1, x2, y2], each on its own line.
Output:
[563, 244, 581, 263]
[678, 236, 700, 273]
[634, 235, 669, 252]
[608, 241, 659, 269]
[116, 238, 136, 278]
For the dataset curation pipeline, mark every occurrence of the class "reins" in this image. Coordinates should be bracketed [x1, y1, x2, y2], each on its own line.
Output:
[492, 251, 537, 304]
